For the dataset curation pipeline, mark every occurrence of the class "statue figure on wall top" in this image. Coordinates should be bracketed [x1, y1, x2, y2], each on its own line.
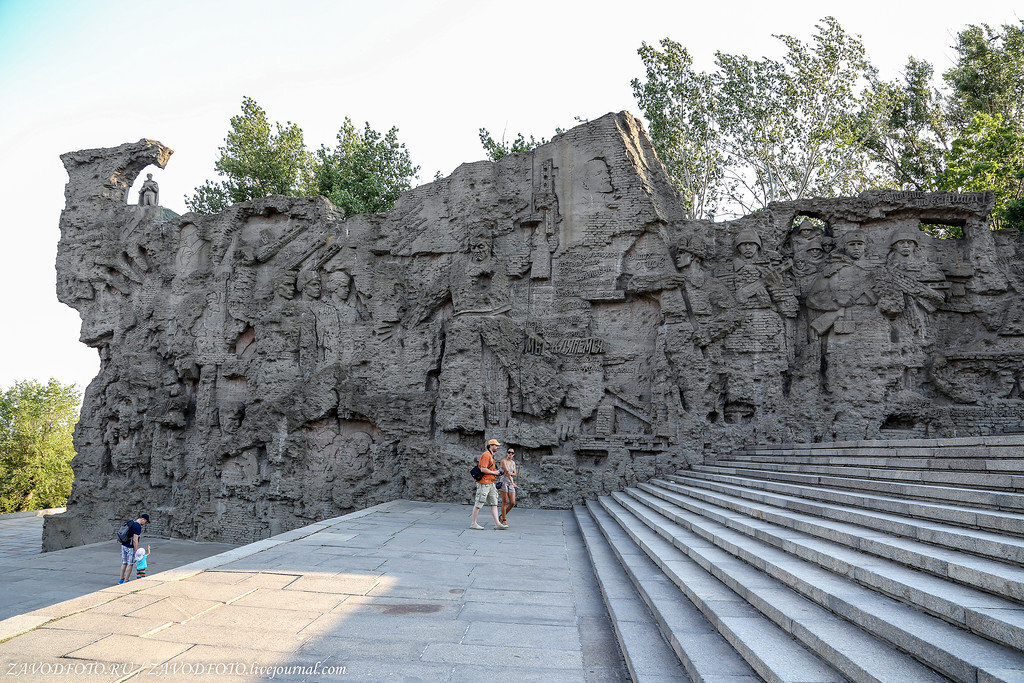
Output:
[138, 173, 159, 206]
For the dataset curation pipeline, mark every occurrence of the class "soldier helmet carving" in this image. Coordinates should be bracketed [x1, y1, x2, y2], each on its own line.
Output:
[841, 230, 867, 246]
[735, 229, 762, 249]
[889, 227, 920, 247]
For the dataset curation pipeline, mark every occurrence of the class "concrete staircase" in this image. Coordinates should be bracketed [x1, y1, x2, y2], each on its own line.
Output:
[575, 435, 1024, 682]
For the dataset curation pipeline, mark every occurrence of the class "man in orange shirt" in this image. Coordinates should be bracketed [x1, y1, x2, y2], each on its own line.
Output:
[470, 439, 508, 530]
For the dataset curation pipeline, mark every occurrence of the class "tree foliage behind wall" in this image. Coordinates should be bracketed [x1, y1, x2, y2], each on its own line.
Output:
[635, 17, 1024, 231]
[633, 18, 877, 218]
[0, 379, 81, 513]
[186, 98, 419, 216]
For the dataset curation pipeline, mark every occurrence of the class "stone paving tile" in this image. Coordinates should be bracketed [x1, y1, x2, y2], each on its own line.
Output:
[0, 627, 108, 657]
[231, 587, 348, 613]
[42, 611, 173, 637]
[64, 633, 192, 664]
[0, 516, 237, 622]
[463, 620, 584, 651]
[0, 502, 627, 680]
[421, 641, 586, 669]
[122, 596, 224, 622]
[451, 663, 589, 682]
[144, 622, 310, 652]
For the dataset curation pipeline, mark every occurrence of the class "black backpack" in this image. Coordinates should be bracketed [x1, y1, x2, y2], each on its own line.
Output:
[116, 520, 133, 545]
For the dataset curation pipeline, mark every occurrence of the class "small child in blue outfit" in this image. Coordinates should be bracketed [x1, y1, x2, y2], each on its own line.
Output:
[135, 546, 150, 579]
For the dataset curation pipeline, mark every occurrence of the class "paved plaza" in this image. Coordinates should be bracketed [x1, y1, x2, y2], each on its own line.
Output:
[0, 512, 238, 623]
[0, 501, 627, 681]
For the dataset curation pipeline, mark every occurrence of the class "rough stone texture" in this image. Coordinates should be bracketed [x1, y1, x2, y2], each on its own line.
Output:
[45, 114, 1024, 548]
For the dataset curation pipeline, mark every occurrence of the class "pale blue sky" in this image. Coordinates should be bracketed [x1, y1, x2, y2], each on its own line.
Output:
[1, 0, 1021, 393]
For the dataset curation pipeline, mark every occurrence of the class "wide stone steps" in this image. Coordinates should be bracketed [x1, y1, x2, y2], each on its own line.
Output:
[682, 468, 1024, 542]
[575, 504, 752, 682]
[726, 454, 1024, 476]
[634, 482, 1024, 652]
[593, 492, 946, 682]
[653, 476, 1024, 602]
[704, 460, 1024, 499]
[742, 435, 1024, 458]
[573, 504, 693, 681]
[577, 437, 1024, 681]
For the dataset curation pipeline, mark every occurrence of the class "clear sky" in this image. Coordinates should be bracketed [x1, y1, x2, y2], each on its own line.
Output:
[0, 0, 1021, 393]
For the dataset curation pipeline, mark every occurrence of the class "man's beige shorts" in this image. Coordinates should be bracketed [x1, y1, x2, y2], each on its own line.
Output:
[474, 483, 499, 508]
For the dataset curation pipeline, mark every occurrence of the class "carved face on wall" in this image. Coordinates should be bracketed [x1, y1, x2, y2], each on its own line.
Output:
[581, 159, 613, 194]
[738, 242, 760, 260]
[276, 271, 297, 300]
[797, 224, 819, 239]
[325, 271, 352, 301]
[846, 240, 866, 260]
[894, 239, 917, 257]
[299, 271, 322, 299]
[674, 248, 694, 270]
[804, 243, 825, 264]
[469, 237, 491, 263]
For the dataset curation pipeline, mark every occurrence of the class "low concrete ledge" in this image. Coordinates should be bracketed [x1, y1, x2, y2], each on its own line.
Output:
[0, 508, 65, 520]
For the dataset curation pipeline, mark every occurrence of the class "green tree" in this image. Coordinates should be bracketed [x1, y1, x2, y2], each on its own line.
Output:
[187, 98, 419, 216]
[478, 127, 565, 161]
[634, 17, 878, 217]
[944, 21, 1024, 129]
[860, 57, 950, 191]
[310, 118, 420, 215]
[0, 379, 81, 513]
[186, 97, 312, 214]
[632, 39, 723, 219]
[938, 113, 1024, 230]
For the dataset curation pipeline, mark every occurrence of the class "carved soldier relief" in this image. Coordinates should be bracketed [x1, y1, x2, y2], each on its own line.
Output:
[45, 120, 1024, 549]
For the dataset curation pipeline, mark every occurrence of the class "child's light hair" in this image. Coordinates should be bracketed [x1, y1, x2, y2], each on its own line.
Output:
[135, 548, 146, 561]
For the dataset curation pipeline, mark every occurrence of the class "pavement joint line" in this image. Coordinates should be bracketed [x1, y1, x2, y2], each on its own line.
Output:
[170, 598, 224, 625]
[140, 621, 174, 638]
[223, 587, 259, 605]
[115, 664, 146, 683]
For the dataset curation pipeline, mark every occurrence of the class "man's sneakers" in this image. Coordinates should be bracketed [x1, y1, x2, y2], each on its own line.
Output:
[117, 579, 125, 584]
[469, 522, 485, 530]
[494, 522, 508, 530]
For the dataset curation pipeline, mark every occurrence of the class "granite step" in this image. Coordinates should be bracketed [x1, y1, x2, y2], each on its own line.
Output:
[593, 497, 864, 683]
[739, 446, 1024, 460]
[613, 489, 1024, 682]
[726, 453, 1024, 475]
[712, 458, 1024, 495]
[744, 435, 1024, 454]
[575, 503, 754, 682]
[632, 481, 1024, 652]
[572, 504, 692, 681]
[684, 467, 1024, 540]
[654, 475, 1024, 602]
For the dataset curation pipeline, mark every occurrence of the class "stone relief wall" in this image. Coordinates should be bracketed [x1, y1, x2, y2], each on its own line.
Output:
[44, 113, 1024, 548]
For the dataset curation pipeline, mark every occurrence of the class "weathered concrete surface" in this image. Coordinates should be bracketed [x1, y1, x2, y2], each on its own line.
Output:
[4, 501, 627, 681]
[0, 515, 235, 621]
[47, 113, 1024, 548]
